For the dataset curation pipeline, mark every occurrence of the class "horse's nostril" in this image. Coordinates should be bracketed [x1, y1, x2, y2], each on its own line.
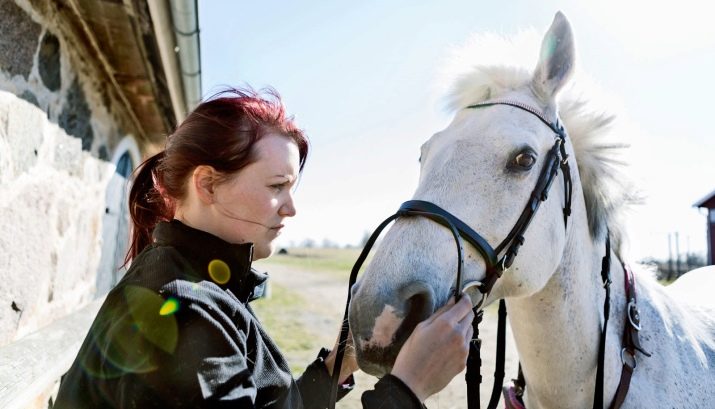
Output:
[393, 282, 435, 345]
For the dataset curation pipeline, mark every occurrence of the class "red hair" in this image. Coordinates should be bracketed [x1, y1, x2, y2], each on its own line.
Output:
[125, 87, 308, 265]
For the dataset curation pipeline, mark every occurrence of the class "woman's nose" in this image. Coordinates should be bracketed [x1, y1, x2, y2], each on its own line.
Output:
[279, 194, 296, 217]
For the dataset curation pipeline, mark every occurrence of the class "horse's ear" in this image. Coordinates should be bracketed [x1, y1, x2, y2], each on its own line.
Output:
[531, 12, 575, 102]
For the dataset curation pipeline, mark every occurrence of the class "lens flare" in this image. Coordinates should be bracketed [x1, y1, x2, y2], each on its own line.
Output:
[208, 259, 231, 284]
[81, 285, 179, 380]
[123, 286, 179, 355]
[159, 297, 180, 316]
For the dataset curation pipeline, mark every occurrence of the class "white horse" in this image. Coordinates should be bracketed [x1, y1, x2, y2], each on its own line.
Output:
[348, 12, 715, 409]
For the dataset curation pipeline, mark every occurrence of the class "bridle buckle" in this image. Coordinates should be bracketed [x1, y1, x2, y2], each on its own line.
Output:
[462, 280, 487, 310]
[627, 300, 641, 331]
[620, 348, 637, 370]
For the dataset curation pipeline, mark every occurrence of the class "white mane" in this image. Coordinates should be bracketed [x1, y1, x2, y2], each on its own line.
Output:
[439, 32, 639, 256]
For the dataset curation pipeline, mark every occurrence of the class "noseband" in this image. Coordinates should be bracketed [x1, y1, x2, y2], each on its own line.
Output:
[329, 100, 643, 409]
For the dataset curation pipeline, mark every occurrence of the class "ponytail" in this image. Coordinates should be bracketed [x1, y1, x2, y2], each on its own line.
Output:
[124, 151, 173, 266]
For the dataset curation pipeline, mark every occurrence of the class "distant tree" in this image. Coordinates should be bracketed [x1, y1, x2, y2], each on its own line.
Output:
[685, 253, 705, 269]
[301, 238, 316, 248]
[322, 238, 338, 248]
[360, 230, 371, 247]
[638, 252, 707, 283]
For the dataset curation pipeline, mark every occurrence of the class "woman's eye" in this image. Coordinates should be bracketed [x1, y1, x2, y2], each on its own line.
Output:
[513, 152, 536, 169]
[271, 184, 285, 191]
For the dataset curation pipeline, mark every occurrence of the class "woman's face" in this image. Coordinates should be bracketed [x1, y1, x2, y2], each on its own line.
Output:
[211, 133, 300, 260]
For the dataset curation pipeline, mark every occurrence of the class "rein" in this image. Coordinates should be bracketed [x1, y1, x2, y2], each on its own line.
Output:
[329, 100, 649, 409]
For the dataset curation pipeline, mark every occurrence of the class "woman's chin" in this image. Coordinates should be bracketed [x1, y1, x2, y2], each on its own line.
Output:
[252, 244, 274, 261]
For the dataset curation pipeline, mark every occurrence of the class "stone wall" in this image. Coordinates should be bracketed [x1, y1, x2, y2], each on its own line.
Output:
[0, 0, 140, 346]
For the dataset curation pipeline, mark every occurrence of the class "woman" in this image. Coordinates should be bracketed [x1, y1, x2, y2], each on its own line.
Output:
[55, 88, 474, 408]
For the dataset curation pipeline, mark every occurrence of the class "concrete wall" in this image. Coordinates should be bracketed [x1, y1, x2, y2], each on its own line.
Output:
[0, 0, 139, 347]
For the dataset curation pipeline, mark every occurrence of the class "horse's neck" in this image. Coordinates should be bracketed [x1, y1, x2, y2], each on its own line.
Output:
[507, 225, 628, 409]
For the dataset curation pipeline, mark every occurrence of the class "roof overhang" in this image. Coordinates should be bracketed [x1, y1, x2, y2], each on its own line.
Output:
[36, 0, 201, 146]
[694, 188, 715, 209]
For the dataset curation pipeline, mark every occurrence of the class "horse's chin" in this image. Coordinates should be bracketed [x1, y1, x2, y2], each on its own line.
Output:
[357, 360, 392, 377]
[355, 343, 402, 377]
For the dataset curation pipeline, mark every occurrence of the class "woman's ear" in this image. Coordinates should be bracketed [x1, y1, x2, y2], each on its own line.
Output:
[192, 165, 217, 204]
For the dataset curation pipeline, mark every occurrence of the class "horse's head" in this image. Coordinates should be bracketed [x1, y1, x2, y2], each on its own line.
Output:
[349, 12, 587, 376]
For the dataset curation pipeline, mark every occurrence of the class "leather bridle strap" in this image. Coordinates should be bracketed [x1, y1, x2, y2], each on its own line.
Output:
[491, 300, 509, 406]
[399, 132, 567, 295]
[329, 209, 467, 407]
[593, 234, 612, 409]
[608, 264, 651, 409]
[398, 200, 499, 292]
[493, 139, 565, 265]
[467, 309, 484, 408]
[466, 100, 572, 227]
[329, 213, 399, 407]
[592, 238, 653, 409]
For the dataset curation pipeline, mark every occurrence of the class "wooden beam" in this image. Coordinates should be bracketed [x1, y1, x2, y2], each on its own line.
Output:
[0, 298, 103, 409]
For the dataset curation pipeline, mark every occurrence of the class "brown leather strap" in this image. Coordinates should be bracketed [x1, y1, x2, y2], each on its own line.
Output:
[506, 262, 651, 409]
[608, 264, 651, 409]
[608, 360, 634, 409]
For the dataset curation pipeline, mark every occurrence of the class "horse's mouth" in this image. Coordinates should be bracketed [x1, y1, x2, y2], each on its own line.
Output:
[352, 300, 426, 376]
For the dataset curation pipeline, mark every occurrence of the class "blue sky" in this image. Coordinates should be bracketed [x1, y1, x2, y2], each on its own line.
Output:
[200, 1, 715, 261]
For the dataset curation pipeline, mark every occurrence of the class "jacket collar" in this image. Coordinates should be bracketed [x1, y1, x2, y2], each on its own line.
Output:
[152, 219, 268, 302]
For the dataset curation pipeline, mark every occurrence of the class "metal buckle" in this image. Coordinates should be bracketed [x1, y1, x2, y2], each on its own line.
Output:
[499, 256, 509, 272]
[627, 300, 641, 331]
[621, 348, 637, 370]
[462, 280, 487, 310]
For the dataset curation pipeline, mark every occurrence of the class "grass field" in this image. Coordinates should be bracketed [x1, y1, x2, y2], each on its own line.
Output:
[259, 247, 367, 276]
[251, 247, 360, 374]
[250, 283, 318, 374]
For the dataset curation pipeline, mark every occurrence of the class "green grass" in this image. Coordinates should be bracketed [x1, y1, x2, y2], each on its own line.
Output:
[252, 248, 365, 375]
[259, 247, 369, 276]
[250, 283, 318, 374]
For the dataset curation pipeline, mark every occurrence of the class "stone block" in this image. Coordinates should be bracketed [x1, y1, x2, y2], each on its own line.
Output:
[0, 91, 114, 346]
[0, 91, 44, 181]
[58, 79, 94, 152]
[19, 90, 39, 108]
[0, 1, 42, 79]
[39, 123, 83, 177]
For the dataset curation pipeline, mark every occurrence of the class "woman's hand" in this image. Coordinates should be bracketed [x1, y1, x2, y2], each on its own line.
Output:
[323, 329, 360, 384]
[390, 295, 475, 402]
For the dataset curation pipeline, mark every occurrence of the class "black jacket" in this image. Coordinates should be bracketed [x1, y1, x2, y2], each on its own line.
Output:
[55, 220, 421, 408]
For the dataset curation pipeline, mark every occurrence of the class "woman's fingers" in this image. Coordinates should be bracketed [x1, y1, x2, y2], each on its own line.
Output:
[423, 296, 456, 325]
[391, 293, 477, 401]
[438, 295, 474, 323]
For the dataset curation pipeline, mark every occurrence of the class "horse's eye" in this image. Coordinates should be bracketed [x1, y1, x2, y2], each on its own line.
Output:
[513, 152, 536, 169]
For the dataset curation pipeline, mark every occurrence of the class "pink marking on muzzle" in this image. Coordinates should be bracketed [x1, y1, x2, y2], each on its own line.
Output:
[363, 304, 403, 349]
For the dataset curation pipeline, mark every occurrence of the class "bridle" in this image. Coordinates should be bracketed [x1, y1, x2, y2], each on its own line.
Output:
[328, 100, 648, 409]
